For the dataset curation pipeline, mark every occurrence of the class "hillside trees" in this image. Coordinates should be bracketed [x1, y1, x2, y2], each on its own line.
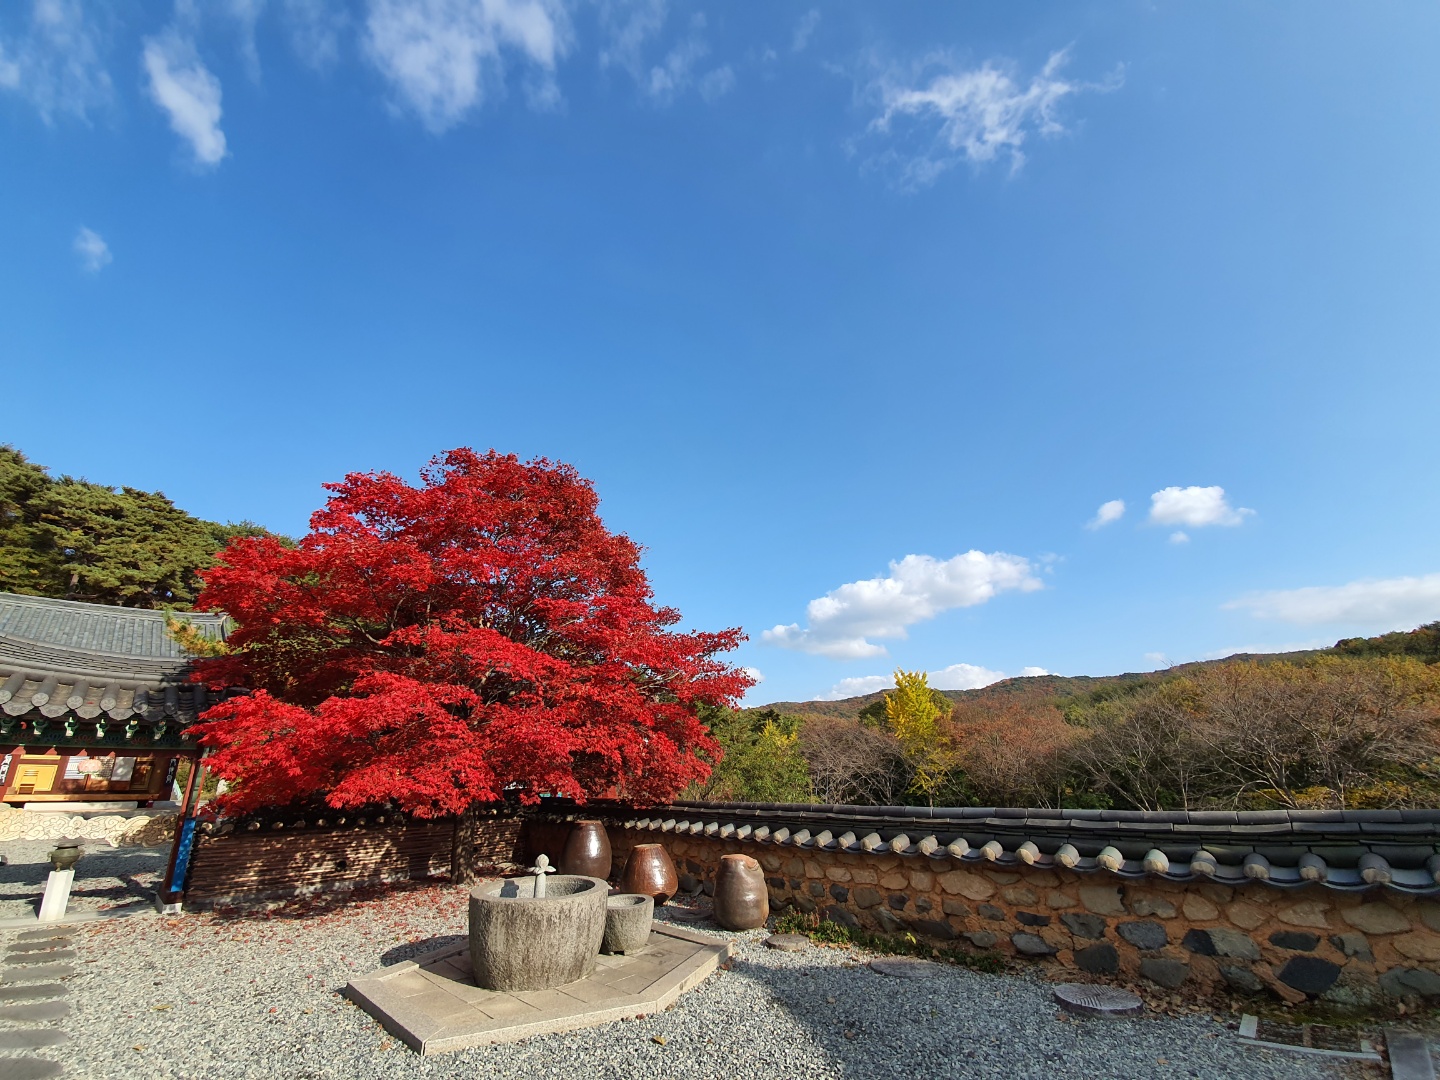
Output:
[686, 707, 812, 803]
[0, 444, 278, 607]
[950, 697, 1083, 807]
[799, 716, 910, 805]
[187, 449, 752, 880]
[703, 652, 1440, 812]
[1066, 658, 1440, 809]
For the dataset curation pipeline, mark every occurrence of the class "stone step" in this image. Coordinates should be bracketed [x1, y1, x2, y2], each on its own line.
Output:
[4, 943, 71, 956]
[0, 1058, 64, 1079]
[1387, 1030, 1437, 1080]
[2, 955, 74, 968]
[13, 930, 70, 944]
[0, 1030, 68, 1051]
[0, 967, 74, 985]
[0, 1001, 70, 1024]
[0, 987, 66, 1004]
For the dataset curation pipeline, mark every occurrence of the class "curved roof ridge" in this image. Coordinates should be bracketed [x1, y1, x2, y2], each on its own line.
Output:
[0, 591, 229, 662]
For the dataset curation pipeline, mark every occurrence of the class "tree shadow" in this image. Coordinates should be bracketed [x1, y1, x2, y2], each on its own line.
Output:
[379, 933, 465, 966]
[715, 949, 1287, 1080]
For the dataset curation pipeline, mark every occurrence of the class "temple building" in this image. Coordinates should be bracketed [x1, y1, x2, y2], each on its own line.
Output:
[0, 592, 226, 809]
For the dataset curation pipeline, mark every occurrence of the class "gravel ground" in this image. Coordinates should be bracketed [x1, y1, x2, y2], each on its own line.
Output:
[0, 839, 164, 920]
[0, 857, 1376, 1080]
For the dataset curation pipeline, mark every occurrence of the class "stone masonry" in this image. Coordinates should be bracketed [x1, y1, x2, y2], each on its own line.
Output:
[607, 827, 1440, 1007]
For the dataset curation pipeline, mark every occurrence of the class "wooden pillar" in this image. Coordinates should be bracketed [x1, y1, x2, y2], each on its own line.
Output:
[158, 754, 205, 910]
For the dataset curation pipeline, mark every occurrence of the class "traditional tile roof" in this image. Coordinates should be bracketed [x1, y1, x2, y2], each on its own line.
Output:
[566, 799, 1440, 897]
[0, 592, 229, 749]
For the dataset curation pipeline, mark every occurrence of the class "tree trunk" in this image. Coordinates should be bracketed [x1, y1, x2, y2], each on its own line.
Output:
[450, 801, 483, 885]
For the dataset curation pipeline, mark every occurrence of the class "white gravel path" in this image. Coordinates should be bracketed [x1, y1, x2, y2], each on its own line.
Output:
[0, 840, 164, 920]
[0, 846, 1372, 1080]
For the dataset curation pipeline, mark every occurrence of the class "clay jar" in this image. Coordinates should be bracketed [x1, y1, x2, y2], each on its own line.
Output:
[713, 853, 769, 930]
[617, 843, 679, 905]
[560, 820, 612, 879]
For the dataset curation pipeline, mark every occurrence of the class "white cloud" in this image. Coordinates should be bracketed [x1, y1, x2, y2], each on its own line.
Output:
[646, 30, 705, 102]
[1143, 651, 1170, 668]
[791, 9, 819, 53]
[1225, 573, 1440, 628]
[364, 0, 572, 133]
[697, 64, 733, 102]
[765, 550, 1041, 660]
[283, 0, 347, 70]
[814, 660, 1049, 701]
[929, 662, 1005, 690]
[1085, 499, 1125, 530]
[1169, 531, 1190, 545]
[742, 666, 764, 685]
[597, 0, 665, 79]
[598, 4, 731, 105]
[143, 32, 228, 167]
[815, 675, 894, 701]
[0, 0, 113, 121]
[73, 226, 111, 272]
[224, 0, 266, 81]
[862, 47, 1118, 188]
[1148, 486, 1253, 529]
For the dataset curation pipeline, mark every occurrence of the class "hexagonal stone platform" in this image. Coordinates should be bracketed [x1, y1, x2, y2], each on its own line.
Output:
[346, 922, 731, 1055]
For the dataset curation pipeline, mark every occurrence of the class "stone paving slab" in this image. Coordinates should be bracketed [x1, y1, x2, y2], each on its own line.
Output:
[1387, 1030, 1437, 1080]
[0, 1059, 63, 1079]
[0, 1001, 69, 1023]
[12, 931, 67, 944]
[3, 953, 74, 966]
[0, 1029, 68, 1051]
[1, 965, 74, 984]
[0, 985, 65, 1004]
[5, 941, 70, 955]
[346, 922, 732, 1056]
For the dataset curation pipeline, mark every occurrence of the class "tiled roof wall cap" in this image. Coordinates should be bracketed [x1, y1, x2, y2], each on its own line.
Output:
[0, 667, 216, 723]
[561, 800, 1440, 896]
[0, 592, 229, 661]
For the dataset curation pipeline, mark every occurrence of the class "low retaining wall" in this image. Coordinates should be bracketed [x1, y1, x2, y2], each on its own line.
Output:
[609, 827, 1440, 1004]
[0, 804, 176, 847]
[184, 809, 523, 907]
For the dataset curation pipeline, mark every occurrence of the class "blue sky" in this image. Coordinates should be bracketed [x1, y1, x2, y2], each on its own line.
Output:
[3, 1, 1439, 705]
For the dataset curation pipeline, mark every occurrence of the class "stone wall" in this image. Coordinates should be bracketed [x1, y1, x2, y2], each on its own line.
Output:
[185, 812, 524, 907]
[0, 803, 177, 847]
[607, 826, 1440, 1006]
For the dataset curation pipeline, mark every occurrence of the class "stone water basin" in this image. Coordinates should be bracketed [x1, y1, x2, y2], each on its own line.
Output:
[468, 873, 608, 991]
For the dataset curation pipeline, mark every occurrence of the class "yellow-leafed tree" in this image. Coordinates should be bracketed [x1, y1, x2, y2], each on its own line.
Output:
[884, 669, 959, 805]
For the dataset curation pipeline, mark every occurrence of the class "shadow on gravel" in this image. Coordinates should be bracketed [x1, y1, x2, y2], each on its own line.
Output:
[204, 876, 456, 923]
[380, 933, 465, 965]
[725, 952, 1338, 1080]
[0, 846, 163, 909]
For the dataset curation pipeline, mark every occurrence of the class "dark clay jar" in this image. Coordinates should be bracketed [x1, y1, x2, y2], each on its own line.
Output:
[560, 820, 613, 879]
[617, 843, 679, 905]
[713, 853, 769, 930]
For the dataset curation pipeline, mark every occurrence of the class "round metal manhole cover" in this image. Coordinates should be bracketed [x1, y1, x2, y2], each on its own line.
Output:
[869, 957, 945, 979]
[1053, 983, 1144, 1017]
[764, 934, 810, 952]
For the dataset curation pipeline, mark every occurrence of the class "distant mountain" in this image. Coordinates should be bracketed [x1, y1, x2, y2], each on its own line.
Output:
[755, 647, 1335, 722]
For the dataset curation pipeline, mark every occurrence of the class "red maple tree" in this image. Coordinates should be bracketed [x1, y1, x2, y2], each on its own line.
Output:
[188, 449, 749, 870]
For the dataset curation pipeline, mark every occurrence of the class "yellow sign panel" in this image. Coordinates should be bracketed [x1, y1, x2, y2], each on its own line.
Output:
[15, 763, 58, 794]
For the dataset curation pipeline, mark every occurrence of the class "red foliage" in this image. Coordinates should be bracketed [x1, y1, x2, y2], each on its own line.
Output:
[188, 449, 750, 817]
